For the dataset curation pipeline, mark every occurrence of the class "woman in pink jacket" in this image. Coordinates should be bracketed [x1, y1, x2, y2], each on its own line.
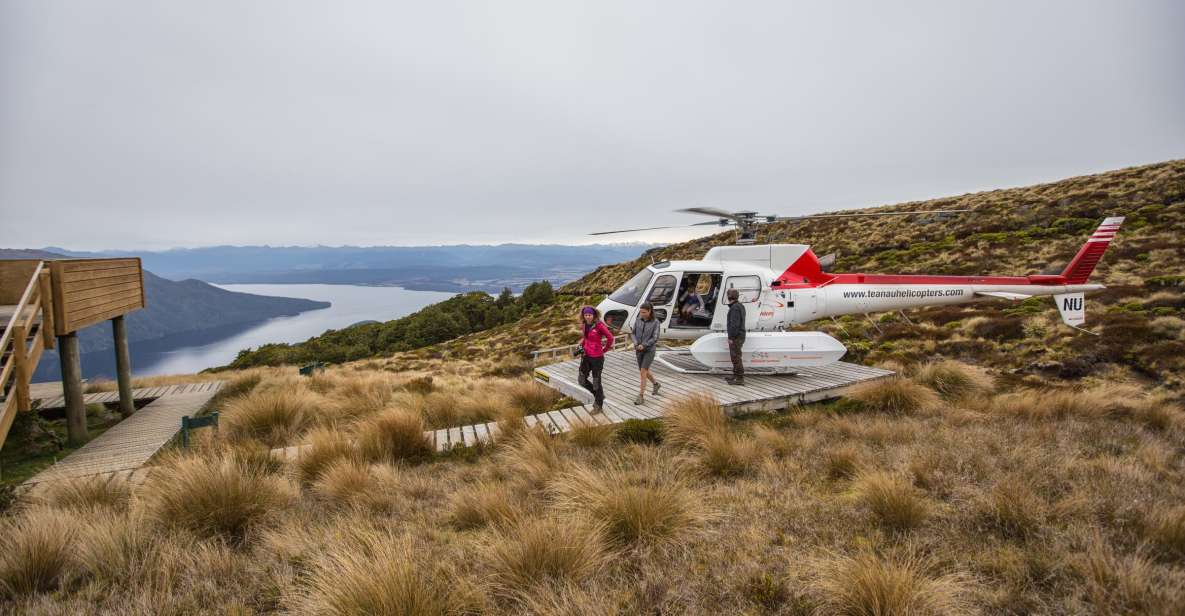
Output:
[577, 306, 614, 413]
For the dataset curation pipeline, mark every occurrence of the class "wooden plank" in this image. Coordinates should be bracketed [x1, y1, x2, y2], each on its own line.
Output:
[60, 266, 141, 285]
[60, 258, 140, 274]
[462, 424, 477, 446]
[63, 280, 143, 304]
[61, 273, 141, 294]
[547, 410, 572, 433]
[61, 287, 142, 314]
[447, 427, 462, 449]
[64, 299, 142, 333]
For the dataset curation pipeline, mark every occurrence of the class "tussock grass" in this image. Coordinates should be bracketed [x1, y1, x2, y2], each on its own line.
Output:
[977, 478, 1045, 539]
[311, 459, 398, 511]
[294, 426, 357, 484]
[33, 474, 131, 512]
[568, 422, 616, 448]
[223, 438, 287, 476]
[355, 408, 434, 465]
[329, 373, 400, 422]
[852, 470, 930, 531]
[504, 380, 561, 415]
[448, 481, 519, 530]
[498, 426, 566, 488]
[826, 443, 865, 480]
[752, 424, 795, 458]
[290, 531, 478, 615]
[991, 388, 1108, 421]
[0, 507, 77, 598]
[484, 515, 610, 591]
[223, 386, 322, 447]
[845, 377, 939, 415]
[140, 455, 296, 543]
[552, 456, 708, 547]
[912, 360, 991, 402]
[75, 511, 160, 585]
[664, 394, 727, 448]
[1142, 505, 1185, 560]
[1076, 537, 1180, 614]
[691, 431, 762, 478]
[810, 550, 968, 615]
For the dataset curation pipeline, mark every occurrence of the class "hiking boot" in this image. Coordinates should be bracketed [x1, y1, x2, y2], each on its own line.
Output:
[725, 376, 745, 386]
[590, 403, 604, 415]
[634, 395, 644, 405]
[652, 382, 661, 396]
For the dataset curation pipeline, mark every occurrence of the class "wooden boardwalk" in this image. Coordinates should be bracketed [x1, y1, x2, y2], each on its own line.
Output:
[31, 381, 224, 410]
[25, 382, 224, 486]
[269, 353, 892, 461]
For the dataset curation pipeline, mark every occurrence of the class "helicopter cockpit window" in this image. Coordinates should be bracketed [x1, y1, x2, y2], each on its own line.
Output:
[608, 268, 654, 307]
[645, 274, 677, 305]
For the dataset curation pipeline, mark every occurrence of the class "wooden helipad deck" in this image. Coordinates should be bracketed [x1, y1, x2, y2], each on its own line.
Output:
[25, 382, 224, 486]
[534, 350, 894, 419]
[31, 381, 224, 410]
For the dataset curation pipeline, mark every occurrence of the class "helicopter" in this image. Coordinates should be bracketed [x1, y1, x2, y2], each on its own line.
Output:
[591, 208, 1124, 373]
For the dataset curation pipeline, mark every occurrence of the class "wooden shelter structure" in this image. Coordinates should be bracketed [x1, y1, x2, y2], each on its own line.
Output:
[0, 258, 145, 450]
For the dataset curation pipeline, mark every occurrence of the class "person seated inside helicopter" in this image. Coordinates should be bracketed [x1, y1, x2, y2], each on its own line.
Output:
[676, 273, 720, 327]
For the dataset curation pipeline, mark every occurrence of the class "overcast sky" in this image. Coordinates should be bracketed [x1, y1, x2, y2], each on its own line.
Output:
[1, 1, 1182, 250]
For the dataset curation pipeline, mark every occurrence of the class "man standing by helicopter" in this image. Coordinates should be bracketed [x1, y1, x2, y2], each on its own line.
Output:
[725, 288, 745, 385]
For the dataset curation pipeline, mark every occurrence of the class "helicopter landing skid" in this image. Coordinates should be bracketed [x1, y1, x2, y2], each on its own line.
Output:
[654, 350, 796, 376]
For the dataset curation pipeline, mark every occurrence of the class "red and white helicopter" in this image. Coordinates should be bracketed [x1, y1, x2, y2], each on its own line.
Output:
[592, 208, 1123, 373]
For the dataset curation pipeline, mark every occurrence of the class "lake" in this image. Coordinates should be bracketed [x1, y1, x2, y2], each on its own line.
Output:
[51, 284, 455, 379]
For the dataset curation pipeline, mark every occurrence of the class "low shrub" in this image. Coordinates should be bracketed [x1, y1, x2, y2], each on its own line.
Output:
[616, 419, 663, 445]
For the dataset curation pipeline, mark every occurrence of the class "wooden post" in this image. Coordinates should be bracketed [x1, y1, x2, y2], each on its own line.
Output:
[58, 332, 88, 446]
[112, 315, 135, 417]
[12, 325, 30, 412]
[38, 270, 55, 349]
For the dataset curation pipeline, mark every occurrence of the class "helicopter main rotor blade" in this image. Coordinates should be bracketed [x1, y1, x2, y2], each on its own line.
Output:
[677, 206, 741, 221]
[768, 208, 971, 222]
[589, 220, 726, 236]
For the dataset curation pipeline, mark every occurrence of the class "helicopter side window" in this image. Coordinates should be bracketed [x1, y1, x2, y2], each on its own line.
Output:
[724, 276, 762, 304]
[608, 268, 654, 307]
[646, 275, 677, 305]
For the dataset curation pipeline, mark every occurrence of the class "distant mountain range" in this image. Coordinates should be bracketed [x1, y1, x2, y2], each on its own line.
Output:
[0, 249, 329, 379]
[41, 244, 654, 292]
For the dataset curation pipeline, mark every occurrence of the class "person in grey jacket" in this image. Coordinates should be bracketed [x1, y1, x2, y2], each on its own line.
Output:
[725, 288, 746, 385]
[632, 302, 662, 405]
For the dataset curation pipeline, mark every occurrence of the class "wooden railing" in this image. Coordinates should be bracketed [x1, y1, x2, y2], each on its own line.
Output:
[0, 262, 55, 448]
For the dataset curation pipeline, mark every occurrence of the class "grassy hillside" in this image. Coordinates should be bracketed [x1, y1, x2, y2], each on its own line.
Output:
[388, 160, 1185, 387]
[3, 366, 1183, 613]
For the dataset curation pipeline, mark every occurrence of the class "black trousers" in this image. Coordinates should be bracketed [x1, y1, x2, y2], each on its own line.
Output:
[728, 336, 745, 379]
[578, 355, 605, 406]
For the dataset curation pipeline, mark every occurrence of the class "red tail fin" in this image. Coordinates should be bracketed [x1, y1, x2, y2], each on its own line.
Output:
[1061, 216, 1124, 284]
